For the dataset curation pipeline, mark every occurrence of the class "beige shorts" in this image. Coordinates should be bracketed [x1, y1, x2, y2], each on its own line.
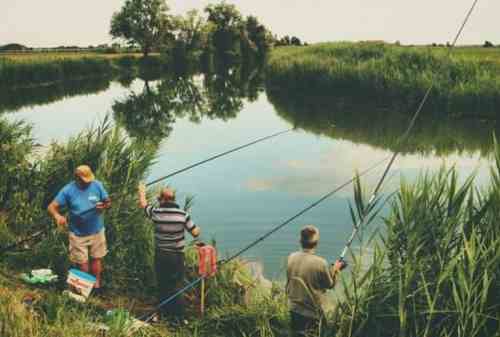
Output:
[69, 229, 108, 264]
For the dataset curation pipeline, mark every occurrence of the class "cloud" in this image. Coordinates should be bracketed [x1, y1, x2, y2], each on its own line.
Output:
[244, 141, 490, 197]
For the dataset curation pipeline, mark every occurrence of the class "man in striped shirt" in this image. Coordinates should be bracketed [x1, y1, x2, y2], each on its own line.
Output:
[138, 183, 200, 319]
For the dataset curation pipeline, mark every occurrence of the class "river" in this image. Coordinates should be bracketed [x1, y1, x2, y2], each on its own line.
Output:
[2, 66, 495, 279]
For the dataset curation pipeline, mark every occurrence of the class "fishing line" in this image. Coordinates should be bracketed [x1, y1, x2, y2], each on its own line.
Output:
[146, 128, 293, 187]
[75, 128, 294, 218]
[139, 155, 391, 322]
[141, 0, 481, 317]
[3, 129, 293, 255]
[338, 0, 480, 261]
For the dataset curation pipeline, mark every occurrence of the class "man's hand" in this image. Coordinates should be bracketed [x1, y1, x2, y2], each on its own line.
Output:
[138, 183, 148, 208]
[95, 198, 111, 213]
[333, 259, 345, 272]
[54, 214, 68, 230]
[95, 202, 105, 213]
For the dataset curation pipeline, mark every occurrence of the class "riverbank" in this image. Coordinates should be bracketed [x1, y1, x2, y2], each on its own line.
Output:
[0, 52, 162, 89]
[267, 43, 500, 116]
[1, 114, 499, 336]
[0, 249, 286, 337]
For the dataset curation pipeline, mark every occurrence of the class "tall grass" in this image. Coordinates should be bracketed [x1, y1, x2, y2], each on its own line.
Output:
[0, 116, 160, 290]
[267, 43, 500, 116]
[0, 53, 162, 89]
[330, 162, 500, 337]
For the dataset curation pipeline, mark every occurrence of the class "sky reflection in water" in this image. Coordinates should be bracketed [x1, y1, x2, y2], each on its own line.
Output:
[5, 76, 493, 279]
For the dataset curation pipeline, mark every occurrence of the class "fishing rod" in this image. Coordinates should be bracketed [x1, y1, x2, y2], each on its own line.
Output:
[2, 129, 293, 255]
[337, 0, 480, 266]
[140, 0, 481, 320]
[146, 128, 293, 187]
[0, 229, 49, 255]
[74, 128, 293, 218]
[138, 155, 392, 323]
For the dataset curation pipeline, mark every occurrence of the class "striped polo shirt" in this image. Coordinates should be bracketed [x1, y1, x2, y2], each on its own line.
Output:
[144, 202, 197, 253]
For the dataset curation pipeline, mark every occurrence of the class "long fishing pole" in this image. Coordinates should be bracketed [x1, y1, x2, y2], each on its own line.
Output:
[338, 0, 480, 262]
[141, 1, 482, 320]
[3, 129, 294, 255]
[138, 155, 391, 322]
[74, 128, 293, 218]
[146, 128, 293, 187]
[0, 229, 47, 255]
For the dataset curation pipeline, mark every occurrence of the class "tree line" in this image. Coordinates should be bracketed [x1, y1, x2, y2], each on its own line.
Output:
[110, 0, 295, 65]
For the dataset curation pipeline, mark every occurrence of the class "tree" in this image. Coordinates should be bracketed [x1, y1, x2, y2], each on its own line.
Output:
[205, 3, 243, 57]
[110, 0, 174, 57]
[483, 40, 495, 48]
[170, 10, 210, 63]
[290, 36, 302, 46]
[245, 16, 271, 57]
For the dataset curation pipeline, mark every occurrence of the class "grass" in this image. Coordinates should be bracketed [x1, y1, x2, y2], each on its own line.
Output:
[328, 163, 500, 337]
[0, 115, 290, 337]
[1, 111, 500, 336]
[0, 52, 162, 89]
[266, 43, 500, 116]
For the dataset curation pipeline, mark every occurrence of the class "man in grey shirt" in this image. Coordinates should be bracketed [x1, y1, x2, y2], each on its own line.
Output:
[286, 225, 343, 337]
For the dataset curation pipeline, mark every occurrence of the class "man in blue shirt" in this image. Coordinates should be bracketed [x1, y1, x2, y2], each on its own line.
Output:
[47, 165, 111, 293]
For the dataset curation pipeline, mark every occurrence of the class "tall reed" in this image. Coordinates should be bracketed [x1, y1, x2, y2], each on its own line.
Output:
[267, 43, 500, 116]
[0, 53, 161, 89]
[331, 159, 500, 337]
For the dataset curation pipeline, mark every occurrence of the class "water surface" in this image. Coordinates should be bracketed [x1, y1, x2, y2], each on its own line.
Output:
[3, 69, 494, 279]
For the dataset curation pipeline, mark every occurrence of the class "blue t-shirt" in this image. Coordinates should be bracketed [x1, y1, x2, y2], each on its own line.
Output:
[54, 180, 109, 236]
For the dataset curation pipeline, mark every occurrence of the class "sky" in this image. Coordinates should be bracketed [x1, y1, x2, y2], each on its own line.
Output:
[0, 0, 498, 48]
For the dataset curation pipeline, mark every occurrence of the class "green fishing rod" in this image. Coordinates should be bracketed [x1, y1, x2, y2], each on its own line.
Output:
[0, 229, 47, 255]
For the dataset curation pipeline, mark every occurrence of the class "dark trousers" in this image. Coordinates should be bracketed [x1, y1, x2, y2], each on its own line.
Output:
[155, 250, 185, 318]
[290, 311, 321, 337]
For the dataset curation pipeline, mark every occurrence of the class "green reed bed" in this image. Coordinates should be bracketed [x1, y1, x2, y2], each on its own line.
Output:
[2, 113, 500, 337]
[267, 43, 500, 116]
[0, 53, 159, 89]
[0, 116, 289, 337]
[330, 160, 500, 337]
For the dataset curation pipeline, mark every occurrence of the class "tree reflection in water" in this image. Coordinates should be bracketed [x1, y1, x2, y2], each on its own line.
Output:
[266, 87, 500, 157]
[112, 62, 265, 143]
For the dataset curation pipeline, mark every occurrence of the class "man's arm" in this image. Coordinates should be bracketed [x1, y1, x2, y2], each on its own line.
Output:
[318, 259, 343, 290]
[47, 200, 67, 228]
[138, 183, 148, 209]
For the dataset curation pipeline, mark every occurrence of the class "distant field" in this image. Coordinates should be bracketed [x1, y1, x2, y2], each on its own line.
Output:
[417, 46, 500, 67]
[0, 52, 150, 63]
[0, 52, 162, 88]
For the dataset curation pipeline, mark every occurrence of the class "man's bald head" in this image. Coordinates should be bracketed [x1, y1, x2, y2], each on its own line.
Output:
[158, 187, 176, 204]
